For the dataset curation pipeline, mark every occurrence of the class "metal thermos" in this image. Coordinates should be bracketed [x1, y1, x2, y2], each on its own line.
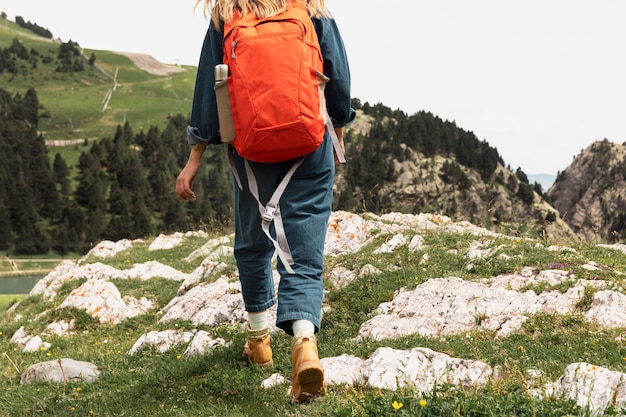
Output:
[214, 64, 235, 143]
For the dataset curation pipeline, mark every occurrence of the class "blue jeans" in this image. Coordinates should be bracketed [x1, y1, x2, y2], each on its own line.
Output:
[232, 133, 335, 335]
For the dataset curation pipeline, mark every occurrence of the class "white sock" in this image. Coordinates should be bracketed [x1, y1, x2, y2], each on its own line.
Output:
[248, 311, 268, 331]
[292, 319, 315, 337]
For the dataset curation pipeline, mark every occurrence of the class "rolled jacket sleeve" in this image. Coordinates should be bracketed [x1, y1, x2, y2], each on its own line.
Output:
[187, 21, 224, 145]
[312, 16, 356, 128]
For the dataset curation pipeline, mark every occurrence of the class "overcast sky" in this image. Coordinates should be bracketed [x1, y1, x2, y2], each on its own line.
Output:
[2, 0, 625, 176]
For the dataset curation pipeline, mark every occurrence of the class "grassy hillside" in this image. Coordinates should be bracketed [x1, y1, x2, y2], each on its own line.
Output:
[2, 217, 626, 416]
[0, 17, 197, 142]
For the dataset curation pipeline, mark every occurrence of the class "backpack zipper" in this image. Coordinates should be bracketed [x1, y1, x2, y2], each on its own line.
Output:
[229, 18, 302, 60]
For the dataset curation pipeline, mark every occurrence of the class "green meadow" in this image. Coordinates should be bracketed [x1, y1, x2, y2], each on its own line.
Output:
[1, 228, 626, 416]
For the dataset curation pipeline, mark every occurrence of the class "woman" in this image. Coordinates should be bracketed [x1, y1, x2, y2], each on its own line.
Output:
[176, 0, 354, 403]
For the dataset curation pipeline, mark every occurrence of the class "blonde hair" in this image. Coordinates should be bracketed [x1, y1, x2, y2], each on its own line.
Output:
[195, 0, 329, 30]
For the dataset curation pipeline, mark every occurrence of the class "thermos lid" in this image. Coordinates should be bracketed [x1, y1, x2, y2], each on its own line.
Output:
[215, 64, 228, 81]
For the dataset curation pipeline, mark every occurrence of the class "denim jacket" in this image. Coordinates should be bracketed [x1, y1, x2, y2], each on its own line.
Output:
[186, 14, 356, 145]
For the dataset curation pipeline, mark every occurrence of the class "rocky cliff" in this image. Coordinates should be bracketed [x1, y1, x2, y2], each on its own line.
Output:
[547, 140, 626, 242]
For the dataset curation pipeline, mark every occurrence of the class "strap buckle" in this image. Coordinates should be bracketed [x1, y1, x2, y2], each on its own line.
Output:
[262, 203, 277, 223]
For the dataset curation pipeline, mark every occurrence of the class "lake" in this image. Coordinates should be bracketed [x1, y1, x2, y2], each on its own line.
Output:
[0, 274, 43, 294]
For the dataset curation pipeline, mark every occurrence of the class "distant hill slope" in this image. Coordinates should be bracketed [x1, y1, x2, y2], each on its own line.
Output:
[115, 52, 186, 76]
[0, 17, 197, 142]
[547, 139, 626, 242]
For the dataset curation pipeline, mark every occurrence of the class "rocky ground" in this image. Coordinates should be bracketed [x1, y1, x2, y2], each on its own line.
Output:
[6, 211, 626, 415]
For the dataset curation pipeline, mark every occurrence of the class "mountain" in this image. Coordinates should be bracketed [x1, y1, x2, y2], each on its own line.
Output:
[547, 139, 626, 242]
[338, 107, 574, 241]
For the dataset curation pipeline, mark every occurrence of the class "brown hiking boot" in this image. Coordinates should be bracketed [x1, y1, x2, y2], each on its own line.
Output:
[290, 334, 325, 403]
[243, 327, 273, 367]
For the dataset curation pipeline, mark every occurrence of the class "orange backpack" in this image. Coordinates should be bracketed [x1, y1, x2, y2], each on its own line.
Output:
[220, 2, 345, 273]
[222, 2, 327, 163]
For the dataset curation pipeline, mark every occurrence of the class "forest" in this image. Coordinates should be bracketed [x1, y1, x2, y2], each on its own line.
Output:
[1, 84, 518, 256]
[0, 29, 528, 256]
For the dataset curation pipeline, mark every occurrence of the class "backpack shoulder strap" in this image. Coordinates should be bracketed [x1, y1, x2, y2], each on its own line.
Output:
[245, 157, 305, 275]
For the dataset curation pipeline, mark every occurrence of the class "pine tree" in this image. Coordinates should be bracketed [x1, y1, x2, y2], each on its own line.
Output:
[53, 153, 72, 197]
[0, 200, 11, 250]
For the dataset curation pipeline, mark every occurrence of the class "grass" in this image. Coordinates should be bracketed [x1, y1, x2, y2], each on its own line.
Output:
[1, 225, 625, 416]
[0, 294, 24, 312]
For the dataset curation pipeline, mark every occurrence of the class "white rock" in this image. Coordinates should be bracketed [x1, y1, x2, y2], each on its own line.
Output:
[87, 239, 136, 258]
[359, 264, 382, 278]
[380, 212, 443, 230]
[178, 259, 228, 295]
[10, 326, 31, 346]
[129, 330, 195, 354]
[23, 336, 50, 353]
[160, 278, 246, 326]
[553, 362, 626, 414]
[160, 276, 280, 330]
[125, 261, 189, 281]
[206, 245, 234, 261]
[597, 244, 626, 254]
[44, 320, 75, 337]
[20, 359, 100, 384]
[184, 235, 233, 262]
[356, 276, 594, 341]
[321, 354, 367, 385]
[408, 234, 426, 252]
[547, 245, 577, 253]
[374, 233, 407, 254]
[466, 240, 497, 260]
[58, 279, 153, 324]
[149, 233, 185, 251]
[183, 331, 229, 357]
[31, 261, 124, 301]
[582, 261, 602, 271]
[31, 259, 192, 302]
[262, 373, 288, 389]
[326, 266, 357, 289]
[321, 347, 494, 392]
[585, 290, 626, 328]
[324, 211, 387, 257]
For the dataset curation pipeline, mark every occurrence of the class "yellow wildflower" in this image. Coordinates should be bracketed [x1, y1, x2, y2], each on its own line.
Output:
[419, 399, 427, 407]
[392, 400, 403, 410]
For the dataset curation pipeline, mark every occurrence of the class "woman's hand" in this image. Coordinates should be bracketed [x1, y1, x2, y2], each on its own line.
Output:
[176, 147, 204, 201]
